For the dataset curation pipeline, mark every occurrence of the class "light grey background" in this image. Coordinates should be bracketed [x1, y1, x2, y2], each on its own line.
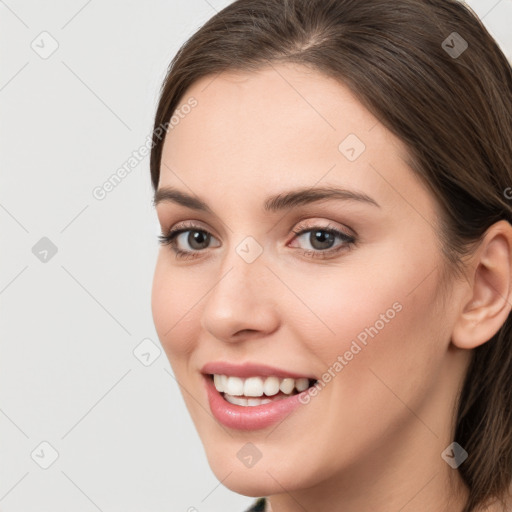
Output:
[1, 1, 511, 511]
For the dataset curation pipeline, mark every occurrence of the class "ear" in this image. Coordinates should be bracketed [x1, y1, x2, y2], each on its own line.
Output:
[451, 220, 512, 350]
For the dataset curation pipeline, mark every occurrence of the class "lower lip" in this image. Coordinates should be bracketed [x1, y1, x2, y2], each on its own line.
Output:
[203, 374, 310, 430]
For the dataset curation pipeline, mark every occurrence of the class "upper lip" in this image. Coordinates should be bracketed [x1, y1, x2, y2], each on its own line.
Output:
[201, 361, 316, 380]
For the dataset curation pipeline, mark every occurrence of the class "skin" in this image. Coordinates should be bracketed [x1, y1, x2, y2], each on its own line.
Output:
[151, 62, 512, 512]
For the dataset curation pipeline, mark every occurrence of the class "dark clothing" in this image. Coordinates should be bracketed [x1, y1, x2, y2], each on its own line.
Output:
[244, 497, 267, 511]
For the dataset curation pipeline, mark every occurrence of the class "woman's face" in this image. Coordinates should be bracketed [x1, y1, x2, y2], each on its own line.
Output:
[151, 63, 470, 499]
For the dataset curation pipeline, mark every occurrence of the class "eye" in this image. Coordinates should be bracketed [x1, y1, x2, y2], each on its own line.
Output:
[157, 221, 219, 260]
[157, 220, 357, 260]
[289, 221, 356, 259]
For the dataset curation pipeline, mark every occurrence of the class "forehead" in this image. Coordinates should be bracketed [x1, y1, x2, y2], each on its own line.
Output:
[158, 63, 435, 219]
[166, 63, 408, 147]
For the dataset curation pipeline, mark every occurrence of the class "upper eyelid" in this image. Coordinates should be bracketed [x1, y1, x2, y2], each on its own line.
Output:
[166, 219, 352, 236]
[166, 220, 355, 245]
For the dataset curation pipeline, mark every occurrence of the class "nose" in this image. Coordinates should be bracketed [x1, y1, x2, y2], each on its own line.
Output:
[200, 245, 280, 343]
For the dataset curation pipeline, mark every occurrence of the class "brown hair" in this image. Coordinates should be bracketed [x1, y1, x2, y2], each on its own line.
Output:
[149, 1, 512, 510]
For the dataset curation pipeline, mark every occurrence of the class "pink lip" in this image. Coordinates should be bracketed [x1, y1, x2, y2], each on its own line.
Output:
[200, 361, 316, 379]
[203, 374, 310, 430]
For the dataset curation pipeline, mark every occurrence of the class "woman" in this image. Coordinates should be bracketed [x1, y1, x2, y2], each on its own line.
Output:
[149, 0, 512, 510]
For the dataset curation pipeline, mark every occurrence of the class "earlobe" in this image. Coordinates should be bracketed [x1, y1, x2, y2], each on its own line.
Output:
[451, 220, 512, 350]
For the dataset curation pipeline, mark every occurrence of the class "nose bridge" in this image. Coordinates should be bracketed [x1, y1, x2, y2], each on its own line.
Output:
[200, 235, 279, 339]
[215, 232, 268, 296]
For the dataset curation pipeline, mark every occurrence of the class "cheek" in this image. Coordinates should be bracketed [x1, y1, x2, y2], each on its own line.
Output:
[289, 245, 445, 395]
[262, 252, 447, 476]
[151, 256, 201, 360]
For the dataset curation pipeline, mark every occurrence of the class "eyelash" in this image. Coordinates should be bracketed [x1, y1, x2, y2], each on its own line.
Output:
[157, 220, 356, 261]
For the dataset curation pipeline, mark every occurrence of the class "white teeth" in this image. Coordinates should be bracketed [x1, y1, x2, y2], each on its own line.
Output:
[295, 377, 309, 392]
[212, 374, 313, 396]
[263, 376, 280, 396]
[224, 394, 274, 406]
[244, 376, 263, 397]
[213, 374, 223, 390]
[226, 376, 244, 395]
[279, 378, 295, 394]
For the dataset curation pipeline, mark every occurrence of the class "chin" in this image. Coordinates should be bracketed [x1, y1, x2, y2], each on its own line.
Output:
[204, 447, 308, 497]
[213, 469, 288, 497]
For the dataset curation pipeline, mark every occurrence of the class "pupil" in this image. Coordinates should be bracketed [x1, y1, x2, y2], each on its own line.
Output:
[189, 231, 209, 250]
[311, 230, 334, 250]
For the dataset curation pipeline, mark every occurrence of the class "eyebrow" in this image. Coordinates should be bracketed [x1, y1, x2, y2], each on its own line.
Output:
[153, 185, 380, 213]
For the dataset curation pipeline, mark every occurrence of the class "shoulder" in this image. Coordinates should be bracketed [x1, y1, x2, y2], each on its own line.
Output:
[243, 497, 267, 512]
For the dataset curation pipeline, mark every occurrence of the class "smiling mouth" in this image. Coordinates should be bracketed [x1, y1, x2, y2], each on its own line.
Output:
[207, 373, 318, 406]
